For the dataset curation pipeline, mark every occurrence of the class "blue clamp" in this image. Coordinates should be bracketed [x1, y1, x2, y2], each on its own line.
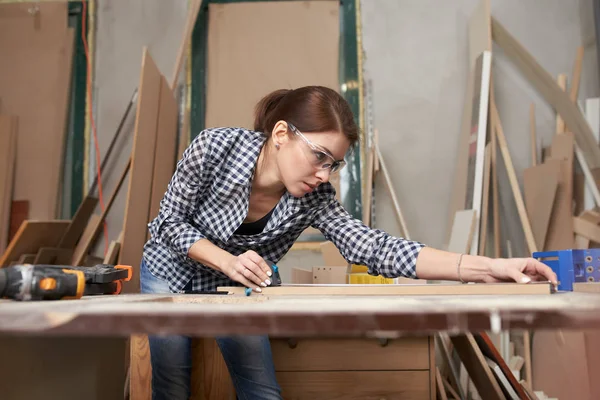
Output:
[533, 249, 600, 291]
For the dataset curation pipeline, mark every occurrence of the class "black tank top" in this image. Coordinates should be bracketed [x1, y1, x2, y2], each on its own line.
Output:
[234, 207, 276, 235]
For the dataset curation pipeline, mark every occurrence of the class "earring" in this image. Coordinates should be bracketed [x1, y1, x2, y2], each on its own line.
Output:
[275, 143, 280, 149]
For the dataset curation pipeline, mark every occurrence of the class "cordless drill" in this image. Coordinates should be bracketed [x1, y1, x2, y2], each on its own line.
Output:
[0, 263, 132, 301]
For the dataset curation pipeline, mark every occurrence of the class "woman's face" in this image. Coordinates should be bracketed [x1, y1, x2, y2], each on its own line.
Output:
[272, 121, 351, 197]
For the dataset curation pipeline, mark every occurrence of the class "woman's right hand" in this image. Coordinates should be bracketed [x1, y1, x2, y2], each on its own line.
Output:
[222, 250, 273, 292]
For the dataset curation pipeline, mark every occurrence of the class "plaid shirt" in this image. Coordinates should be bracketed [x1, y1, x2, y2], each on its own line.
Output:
[143, 127, 426, 292]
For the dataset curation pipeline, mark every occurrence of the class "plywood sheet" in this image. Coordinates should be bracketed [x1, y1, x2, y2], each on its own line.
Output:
[119, 48, 162, 292]
[0, 4, 74, 219]
[148, 76, 178, 226]
[447, 209, 477, 253]
[523, 161, 559, 251]
[205, 1, 339, 129]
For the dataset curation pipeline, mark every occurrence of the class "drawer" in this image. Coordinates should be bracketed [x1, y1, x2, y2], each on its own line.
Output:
[277, 370, 431, 400]
[271, 337, 431, 371]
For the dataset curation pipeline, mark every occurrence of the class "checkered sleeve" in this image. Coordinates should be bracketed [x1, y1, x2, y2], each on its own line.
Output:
[311, 199, 426, 279]
[148, 131, 210, 257]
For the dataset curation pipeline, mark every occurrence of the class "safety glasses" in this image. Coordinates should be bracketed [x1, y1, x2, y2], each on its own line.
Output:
[287, 122, 347, 174]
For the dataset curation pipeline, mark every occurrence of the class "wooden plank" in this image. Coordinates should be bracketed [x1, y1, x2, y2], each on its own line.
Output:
[312, 266, 346, 284]
[71, 162, 130, 266]
[8, 200, 28, 244]
[70, 214, 102, 265]
[33, 247, 73, 265]
[277, 370, 430, 400]
[450, 333, 504, 400]
[556, 74, 567, 133]
[523, 161, 559, 251]
[148, 76, 178, 229]
[530, 104, 537, 166]
[102, 241, 120, 264]
[0, 220, 70, 267]
[119, 47, 162, 292]
[491, 99, 537, 253]
[130, 335, 151, 400]
[573, 216, 600, 243]
[271, 337, 430, 371]
[479, 144, 492, 254]
[491, 17, 600, 169]
[0, 115, 17, 255]
[219, 282, 553, 296]
[575, 210, 600, 248]
[436, 367, 449, 400]
[447, 0, 490, 245]
[544, 133, 576, 250]
[58, 196, 99, 249]
[474, 332, 529, 399]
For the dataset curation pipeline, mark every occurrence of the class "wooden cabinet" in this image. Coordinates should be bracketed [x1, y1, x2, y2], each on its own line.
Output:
[271, 336, 436, 400]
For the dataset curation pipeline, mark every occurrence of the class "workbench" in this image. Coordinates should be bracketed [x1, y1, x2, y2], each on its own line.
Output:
[1, 284, 600, 399]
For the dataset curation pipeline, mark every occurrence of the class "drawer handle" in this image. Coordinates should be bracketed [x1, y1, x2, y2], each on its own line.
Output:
[377, 338, 389, 347]
[287, 338, 298, 349]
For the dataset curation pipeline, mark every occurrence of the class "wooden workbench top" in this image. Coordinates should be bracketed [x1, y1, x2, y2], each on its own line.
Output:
[1, 285, 599, 336]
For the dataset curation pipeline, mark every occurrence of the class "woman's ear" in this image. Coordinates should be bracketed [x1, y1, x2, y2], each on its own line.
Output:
[271, 120, 290, 148]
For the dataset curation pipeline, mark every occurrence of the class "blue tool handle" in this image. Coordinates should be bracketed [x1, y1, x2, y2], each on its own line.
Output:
[245, 287, 252, 296]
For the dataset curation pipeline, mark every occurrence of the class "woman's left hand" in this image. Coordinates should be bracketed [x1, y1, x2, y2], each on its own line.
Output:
[486, 257, 558, 287]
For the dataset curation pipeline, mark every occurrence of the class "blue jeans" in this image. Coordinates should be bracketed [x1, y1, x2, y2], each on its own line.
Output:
[139, 258, 282, 400]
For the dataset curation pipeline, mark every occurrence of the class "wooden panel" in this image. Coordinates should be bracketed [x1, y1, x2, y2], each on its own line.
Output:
[219, 282, 553, 296]
[191, 338, 234, 400]
[291, 267, 313, 284]
[491, 18, 600, 169]
[276, 370, 430, 400]
[271, 337, 430, 371]
[0, 220, 70, 267]
[70, 214, 102, 266]
[33, 247, 73, 264]
[312, 266, 346, 284]
[148, 76, 178, 227]
[0, 115, 17, 255]
[545, 132, 575, 250]
[8, 200, 28, 243]
[0, 4, 74, 219]
[119, 47, 161, 292]
[523, 161, 559, 251]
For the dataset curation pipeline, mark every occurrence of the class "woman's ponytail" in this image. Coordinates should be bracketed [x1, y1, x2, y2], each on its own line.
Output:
[253, 89, 290, 134]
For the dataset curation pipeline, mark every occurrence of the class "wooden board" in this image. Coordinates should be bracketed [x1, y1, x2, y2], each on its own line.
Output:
[523, 161, 559, 250]
[0, 115, 17, 255]
[0, 220, 70, 267]
[446, 0, 490, 245]
[33, 247, 73, 265]
[545, 132, 575, 250]
[119, 47, 162, 292]
[148, 76, 178, 228]
[0, 4, 74, 219]
[219, 282, 553, 296]
[58, 196, 98, 249]
[491, 18, 600, 170]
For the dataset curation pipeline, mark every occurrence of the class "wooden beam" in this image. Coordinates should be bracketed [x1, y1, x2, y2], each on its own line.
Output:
[491, 17, 600, 169]
[218, 282, 554, 296]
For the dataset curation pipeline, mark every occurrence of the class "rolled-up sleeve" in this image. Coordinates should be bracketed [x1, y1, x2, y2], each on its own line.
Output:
[148, 131, 209, 256]
[311, 199, 426, 279]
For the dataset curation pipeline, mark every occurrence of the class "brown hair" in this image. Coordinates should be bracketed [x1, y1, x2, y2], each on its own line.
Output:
[253, 86, 359, 146]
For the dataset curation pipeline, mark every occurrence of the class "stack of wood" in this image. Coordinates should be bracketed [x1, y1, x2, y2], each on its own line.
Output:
[0, 1, 202, 296]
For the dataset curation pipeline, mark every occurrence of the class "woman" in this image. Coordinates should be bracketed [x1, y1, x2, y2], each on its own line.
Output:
[140, 85, 557, 399]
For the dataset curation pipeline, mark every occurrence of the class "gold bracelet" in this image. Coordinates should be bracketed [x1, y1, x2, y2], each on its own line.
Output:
[456, 253, 466, 283]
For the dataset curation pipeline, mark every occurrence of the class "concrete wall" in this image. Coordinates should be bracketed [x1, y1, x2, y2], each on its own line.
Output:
[92, 0, 188, 256]
[360, 0, 599, 257]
